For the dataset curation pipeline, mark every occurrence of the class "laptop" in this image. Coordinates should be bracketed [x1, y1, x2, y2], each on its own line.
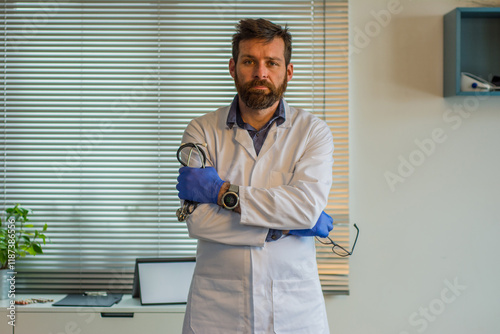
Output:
[132, 257, 196, 305]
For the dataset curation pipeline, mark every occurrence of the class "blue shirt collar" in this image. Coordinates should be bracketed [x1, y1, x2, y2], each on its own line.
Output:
[226, 95, 286, 130]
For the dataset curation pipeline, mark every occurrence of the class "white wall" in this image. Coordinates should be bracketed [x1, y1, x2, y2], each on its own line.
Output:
[325, 0, 500, 333]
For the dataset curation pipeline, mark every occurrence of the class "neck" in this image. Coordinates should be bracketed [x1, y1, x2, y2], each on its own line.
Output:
[238, 98, 280, 131]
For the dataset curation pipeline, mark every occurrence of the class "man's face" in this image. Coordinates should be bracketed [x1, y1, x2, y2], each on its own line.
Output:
[229, 38, 293, 110]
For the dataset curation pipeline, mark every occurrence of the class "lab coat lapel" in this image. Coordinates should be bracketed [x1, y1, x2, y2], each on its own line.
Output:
[258, 101, 292, 159]
[256, 124, 278, 159]
[234, 127, 257, 160]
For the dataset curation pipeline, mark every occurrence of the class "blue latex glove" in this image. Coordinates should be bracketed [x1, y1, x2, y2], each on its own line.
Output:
[176, 166, 225, 204]
[288, 211, 333, 238]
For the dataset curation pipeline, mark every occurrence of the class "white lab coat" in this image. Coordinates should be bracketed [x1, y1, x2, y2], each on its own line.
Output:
[181, 100, 334, 334]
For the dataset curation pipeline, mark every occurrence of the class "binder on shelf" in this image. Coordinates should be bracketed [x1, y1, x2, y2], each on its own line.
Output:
[53, 293, 123, 307]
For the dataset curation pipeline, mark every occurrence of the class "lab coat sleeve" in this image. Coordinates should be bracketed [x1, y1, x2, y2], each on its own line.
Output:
[239, 119, 334, 230]
[180, 120, 269, 247]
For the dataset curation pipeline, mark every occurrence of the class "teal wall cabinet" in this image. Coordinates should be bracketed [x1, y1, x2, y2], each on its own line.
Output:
[444, 7, 500, 96]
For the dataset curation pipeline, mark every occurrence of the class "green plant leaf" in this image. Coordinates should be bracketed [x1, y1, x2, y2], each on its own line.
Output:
[26, 246, 37, 256]
[43, 223, 48, 232]
[33, 243, 43, 254]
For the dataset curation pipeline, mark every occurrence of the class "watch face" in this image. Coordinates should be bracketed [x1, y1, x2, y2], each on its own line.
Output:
[223, 193, 238, 208]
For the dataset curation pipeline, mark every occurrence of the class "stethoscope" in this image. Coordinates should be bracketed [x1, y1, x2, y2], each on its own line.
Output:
[175, 143, 208, 222]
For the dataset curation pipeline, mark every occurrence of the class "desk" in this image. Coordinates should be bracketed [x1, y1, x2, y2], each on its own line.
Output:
[0, 294, 186, 334]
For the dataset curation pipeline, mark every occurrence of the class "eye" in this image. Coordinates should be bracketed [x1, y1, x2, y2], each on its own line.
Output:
[269, 61, 279, 67]
[243, 59, 254, 65]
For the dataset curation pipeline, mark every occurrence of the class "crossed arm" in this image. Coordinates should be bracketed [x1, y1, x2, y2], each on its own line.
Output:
[176, 119, 334, 247]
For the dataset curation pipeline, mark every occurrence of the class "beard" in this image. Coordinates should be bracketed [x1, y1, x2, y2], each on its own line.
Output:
[233, 72, 288, 110]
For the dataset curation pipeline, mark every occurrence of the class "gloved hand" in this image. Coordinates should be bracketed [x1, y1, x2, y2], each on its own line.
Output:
[288, 211, 333, 238]
[176, 167, 225, 204]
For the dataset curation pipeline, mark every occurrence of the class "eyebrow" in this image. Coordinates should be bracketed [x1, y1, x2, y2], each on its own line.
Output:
[240, 54, 283, 62]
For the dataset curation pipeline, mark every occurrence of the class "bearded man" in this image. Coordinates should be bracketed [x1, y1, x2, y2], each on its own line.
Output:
[177, 18, 334, 334]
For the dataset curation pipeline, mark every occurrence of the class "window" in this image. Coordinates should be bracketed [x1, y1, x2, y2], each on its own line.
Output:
[1, 0, 349, 294]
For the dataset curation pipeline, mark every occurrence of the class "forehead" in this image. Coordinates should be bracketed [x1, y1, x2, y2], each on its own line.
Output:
[237, 38, 285, 61]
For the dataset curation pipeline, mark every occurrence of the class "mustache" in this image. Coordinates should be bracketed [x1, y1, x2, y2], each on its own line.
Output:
[245, 79, 275, 91]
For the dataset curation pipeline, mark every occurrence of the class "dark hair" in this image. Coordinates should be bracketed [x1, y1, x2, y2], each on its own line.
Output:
[232, 18, 292, 66]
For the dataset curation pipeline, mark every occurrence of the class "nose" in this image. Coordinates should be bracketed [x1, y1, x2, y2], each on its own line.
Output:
[253, 62, 269, 80]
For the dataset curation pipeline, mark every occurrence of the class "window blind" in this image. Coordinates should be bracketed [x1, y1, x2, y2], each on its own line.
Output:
[1, 0, 349, 294]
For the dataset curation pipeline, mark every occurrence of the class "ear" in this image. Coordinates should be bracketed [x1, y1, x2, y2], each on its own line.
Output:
[229, 58, 236, 79]
[286, 63, 293, 82]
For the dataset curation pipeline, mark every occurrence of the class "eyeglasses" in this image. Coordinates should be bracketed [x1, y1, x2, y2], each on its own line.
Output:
[315, 224, 359, 257]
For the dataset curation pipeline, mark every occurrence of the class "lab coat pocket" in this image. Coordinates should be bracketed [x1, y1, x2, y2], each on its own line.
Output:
[273, 278, 326, 334]
[190, 275, 245, 333]
[269, 170, 294, 188]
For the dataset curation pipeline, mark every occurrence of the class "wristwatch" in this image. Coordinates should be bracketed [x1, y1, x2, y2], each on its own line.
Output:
[221, 184, 239, 210]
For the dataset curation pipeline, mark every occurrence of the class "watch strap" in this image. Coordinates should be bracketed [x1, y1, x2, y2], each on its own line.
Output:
[228, 184, 239, 194]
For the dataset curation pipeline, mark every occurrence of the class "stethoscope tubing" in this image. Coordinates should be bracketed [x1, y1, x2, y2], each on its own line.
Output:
[176, 142, 207, 168]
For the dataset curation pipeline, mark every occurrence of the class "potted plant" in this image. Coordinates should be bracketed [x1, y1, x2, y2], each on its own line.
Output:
[0, 204, 48, 299]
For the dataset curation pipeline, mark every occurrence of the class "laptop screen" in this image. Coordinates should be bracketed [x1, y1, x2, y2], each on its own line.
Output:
[133, 257, 196, 305]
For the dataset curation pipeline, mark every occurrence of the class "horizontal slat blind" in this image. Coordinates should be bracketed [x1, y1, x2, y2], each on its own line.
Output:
[1, 0, 349, 294]
[312, 0, 351, 294]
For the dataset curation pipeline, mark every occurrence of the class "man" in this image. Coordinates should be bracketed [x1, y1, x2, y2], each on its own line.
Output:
[177, 18, 334, 334]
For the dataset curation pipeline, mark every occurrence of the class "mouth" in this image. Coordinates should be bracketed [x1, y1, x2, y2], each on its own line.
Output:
[250, 85, 270, 91]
